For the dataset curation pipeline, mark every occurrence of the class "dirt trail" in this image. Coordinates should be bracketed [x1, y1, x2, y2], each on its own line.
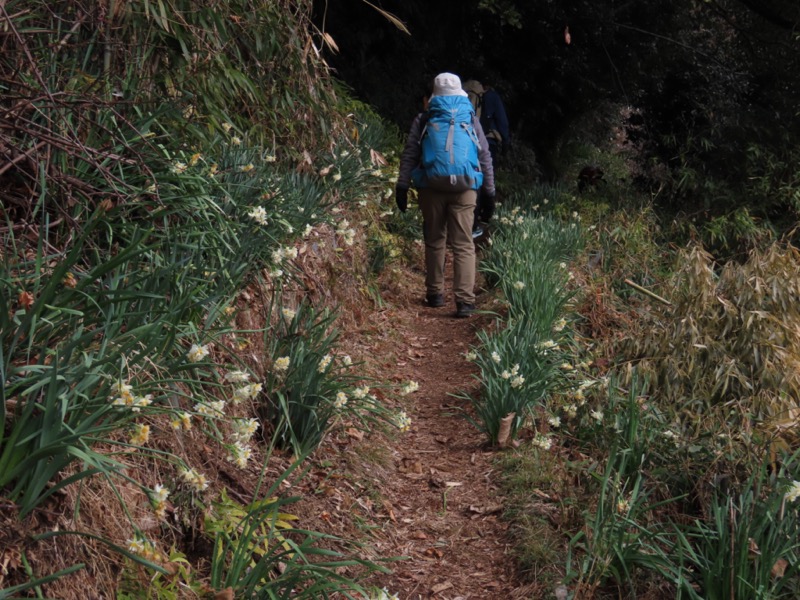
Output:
[357, 262, 533, 600]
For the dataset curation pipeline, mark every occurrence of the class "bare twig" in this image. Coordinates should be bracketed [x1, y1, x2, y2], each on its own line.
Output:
[0, 140, 45, 177]
[55, 12, 86, 52]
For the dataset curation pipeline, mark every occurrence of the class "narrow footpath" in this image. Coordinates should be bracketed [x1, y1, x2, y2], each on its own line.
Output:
[354, 260, 534, 599]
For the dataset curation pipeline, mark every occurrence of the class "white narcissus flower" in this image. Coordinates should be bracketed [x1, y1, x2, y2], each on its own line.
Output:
[187, 343, 210, 362]
[232, 417, 260, 442]
[129, 424, 150, 445]
[225, 370, 250, 383]
[395, 411, 411, 432]
[228, 442, 252, 469]
[352, 386, 370, 399]
[179, 467, 209, 492]
[786, 481, 800, 503]
[318, 354, 332, 373]
[231, 382, 262, 403]
[171, 411, 192, 430]
[532, 434, 552, 451]
[248, 206, 268, 225]
[152, 484, 169, 504]
[401, 381, 419, 395]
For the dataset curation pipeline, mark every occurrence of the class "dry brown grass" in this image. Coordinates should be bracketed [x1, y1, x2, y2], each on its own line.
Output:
[617, 242, 800, 434]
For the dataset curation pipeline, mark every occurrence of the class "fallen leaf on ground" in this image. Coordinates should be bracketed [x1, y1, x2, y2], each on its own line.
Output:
[468, 504, 503, 515]
[17, 291, 34, 309]
[431, 581, 453, 594]
[346, 428, 364, 441]
[382, 500, 397, 522]
[399, 458, 423, 473]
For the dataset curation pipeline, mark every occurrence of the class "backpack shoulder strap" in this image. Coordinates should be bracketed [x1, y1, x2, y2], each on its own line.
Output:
[417, 111, 431, 142]
[467, 90, 483, 119]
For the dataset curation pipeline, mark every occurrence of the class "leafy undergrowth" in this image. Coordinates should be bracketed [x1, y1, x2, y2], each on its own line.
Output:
[0, 1, 420, 597]
[488, 182, 800, 599]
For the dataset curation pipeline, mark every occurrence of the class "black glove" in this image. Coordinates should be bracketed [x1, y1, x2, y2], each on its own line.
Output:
[480, 193, 496, 222]
[395, 186, 408, 212]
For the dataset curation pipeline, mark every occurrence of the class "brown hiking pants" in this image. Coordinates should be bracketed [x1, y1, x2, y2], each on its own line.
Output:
[419, 188, 477, 305]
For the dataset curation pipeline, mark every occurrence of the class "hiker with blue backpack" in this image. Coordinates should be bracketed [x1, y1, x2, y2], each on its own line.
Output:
[395, 72, 496, 319]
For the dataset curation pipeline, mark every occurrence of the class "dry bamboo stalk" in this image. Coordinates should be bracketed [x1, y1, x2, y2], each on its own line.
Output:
[624, 278, 672, 306]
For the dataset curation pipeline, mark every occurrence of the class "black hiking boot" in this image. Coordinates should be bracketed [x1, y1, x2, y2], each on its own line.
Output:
[426, 293, 444, 308]
[455, 302, 476, 318]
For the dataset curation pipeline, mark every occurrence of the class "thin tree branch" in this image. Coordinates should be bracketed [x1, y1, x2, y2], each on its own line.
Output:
[0, 140, 45, 177]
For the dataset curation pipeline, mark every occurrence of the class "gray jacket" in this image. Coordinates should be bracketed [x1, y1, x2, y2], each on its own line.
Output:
[397, 112, 495, 195]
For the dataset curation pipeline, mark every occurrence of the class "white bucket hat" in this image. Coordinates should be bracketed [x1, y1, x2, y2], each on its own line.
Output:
[431, 72, 468, 97]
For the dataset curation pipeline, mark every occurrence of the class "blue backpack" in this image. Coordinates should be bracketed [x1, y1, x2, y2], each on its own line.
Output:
[411, 95, 484, 192]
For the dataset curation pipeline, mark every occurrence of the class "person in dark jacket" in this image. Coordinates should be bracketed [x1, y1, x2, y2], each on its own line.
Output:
[463, 79, 509, 234]
[463, 79, 510, 162]
[395, 73, 495, 318]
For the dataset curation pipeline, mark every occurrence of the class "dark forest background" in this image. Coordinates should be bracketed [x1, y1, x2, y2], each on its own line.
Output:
[312, 0, 800, 231]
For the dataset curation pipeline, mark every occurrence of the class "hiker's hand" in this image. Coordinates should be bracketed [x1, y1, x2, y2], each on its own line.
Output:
[395, 187, 408, 212]
[481, 193, 496, 222]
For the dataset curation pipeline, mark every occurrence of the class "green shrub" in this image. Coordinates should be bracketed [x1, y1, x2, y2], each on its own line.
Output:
[207, 478, 386, 599]
[463, 205, 582, 445]
[667, 455, 800, 600]
[463, 320, 568, 445]
[259, 299, 389, 455]
[566, 443, 676, 598]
